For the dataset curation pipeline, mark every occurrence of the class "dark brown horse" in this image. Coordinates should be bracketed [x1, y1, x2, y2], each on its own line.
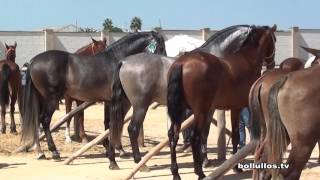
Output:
[166, 25, 276, 180]
[64, 37, 107, 143]
[0, 42, 21, 134]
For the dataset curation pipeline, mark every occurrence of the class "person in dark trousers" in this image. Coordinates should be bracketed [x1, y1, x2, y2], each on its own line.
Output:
[239, 107, 250, 149]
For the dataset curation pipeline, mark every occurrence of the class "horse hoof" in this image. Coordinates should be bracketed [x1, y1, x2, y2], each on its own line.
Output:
[173, 175, 181, 180]
[10, 129, 17, 134]
[1, 128, 6, 134]
[37, 153, 46, 160]
[81, 138, 89, 144]
[233, 166, 243, 173]
[52, 151, 61, 160]
[139, 165, 150, 172]
[198, 174, 206, 180]
[109, 163, 120, 170]
[65, 138, 72, 144]
[202, 159, 211, 168]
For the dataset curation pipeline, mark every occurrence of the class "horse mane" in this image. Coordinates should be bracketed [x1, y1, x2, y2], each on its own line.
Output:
[74, 43, 93, 54]
[197, 25, 253, 57]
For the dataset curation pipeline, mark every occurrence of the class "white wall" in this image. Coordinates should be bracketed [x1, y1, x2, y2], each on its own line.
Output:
[0, 31, 44, 66]
[0, 27, 319, 67]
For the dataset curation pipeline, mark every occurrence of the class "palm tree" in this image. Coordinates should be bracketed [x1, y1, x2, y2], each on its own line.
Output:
[130, 17, 142, 32]
[103, 18, 113, 32]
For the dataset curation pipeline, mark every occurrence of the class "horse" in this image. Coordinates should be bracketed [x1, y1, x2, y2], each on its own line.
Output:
[108, 25, 276, 171]
[4, 42, 17, 62]
[0, 42, 21, 134]
[64, 37, 107, 144]
[166, 25, 276, 179]
[20, 31, 167, 160]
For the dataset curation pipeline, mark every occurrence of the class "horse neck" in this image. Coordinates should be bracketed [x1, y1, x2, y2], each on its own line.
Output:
[107, 38, 149, 60]
[75, 44, 94, 56]
[6, 55, 15, 62]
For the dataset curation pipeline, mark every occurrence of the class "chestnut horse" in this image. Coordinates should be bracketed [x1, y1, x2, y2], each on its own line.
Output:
[0, 42, 21, 134]
[167, 25, 276, 179]
[64, 37, 107, 143]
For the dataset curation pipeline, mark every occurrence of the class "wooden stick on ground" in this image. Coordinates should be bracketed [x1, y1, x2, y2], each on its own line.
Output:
[123, 116, 194, 180]
[39, 102, 95, 141]
[63, 115, 132, 165]
[13, 101, 95, 153]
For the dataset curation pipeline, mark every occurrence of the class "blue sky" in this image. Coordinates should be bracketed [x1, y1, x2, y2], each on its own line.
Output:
[1, 0, 318, 31]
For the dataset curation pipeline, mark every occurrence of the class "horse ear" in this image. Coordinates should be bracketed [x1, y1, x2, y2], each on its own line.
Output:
[5, 43, 9, 50]
[271, 24, 277, 32]
[102, 37, 107, 44]
[14, 41, 17, 48]
[91, 37, 98, 44]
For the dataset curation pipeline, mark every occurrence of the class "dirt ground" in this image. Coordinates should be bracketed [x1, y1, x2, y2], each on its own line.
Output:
[0, 103, 319, 180]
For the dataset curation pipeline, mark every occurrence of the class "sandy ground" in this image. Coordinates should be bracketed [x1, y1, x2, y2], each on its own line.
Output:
[0, 103, 319, 180]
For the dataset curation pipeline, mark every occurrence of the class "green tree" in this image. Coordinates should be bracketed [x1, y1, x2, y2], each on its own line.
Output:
[102, 18, 123, 33]
[130, 17, 142, 32]
[103, 18, 114, 32]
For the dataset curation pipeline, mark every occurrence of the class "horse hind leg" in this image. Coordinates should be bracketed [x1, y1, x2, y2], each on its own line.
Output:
[281, 138, 316, 180]
[42, 98, 60, 160]
[231, 108, 243, 173]
[128, 106, 149, 171]
[318, 140, 320, 163]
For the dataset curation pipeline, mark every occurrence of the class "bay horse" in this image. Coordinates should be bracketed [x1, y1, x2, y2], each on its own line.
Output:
[20, 31, 167, 160]
[0, 60, 21, 134]
[4, 42, 17, 62]
[166, 25, 276, 179]
[108, 25, 276, 170]
[250, 65, 320, 180]
[0, 42, 21, 134]
[64, 37, 107, 144]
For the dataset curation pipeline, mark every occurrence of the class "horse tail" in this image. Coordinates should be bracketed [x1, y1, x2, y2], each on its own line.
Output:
[0, 64, 10, 107]
[21, 67, 40, 145]
[110, 62, 128, 147]
[248, 78, 264, 140]
[267, 76, 289, 167]
[167, 64, 186, 124]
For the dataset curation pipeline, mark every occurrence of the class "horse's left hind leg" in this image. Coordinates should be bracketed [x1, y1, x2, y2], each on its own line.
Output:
[42, 100, 60, 160]
[76, 100, 88, 143]
[10, 95, 17, 134]
[318, 140, 320, 163]
[281, 138, 315, 180]
[1, 104, 6, 134]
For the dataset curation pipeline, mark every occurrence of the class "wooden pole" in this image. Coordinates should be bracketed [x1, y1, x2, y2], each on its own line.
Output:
[216, 110, 226, 161]
[39, 102, 94, 141]
[123, 116, 194, 180]
[64, 116, 132, 165]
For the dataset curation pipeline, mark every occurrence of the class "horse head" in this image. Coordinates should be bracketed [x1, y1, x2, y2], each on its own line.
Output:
[149, 31, 167, 56]
[245, 25, 276, 70]
[91, 37, 107, 55]
[5, 42, 17, 62]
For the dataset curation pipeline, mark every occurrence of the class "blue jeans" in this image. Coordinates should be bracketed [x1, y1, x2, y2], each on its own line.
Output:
[239, 107, 249, 147]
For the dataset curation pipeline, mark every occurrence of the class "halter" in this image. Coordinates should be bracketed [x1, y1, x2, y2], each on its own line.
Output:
[264, 32, 276, 67]
[6, 48, 16, 55]
[6, 48, 16, 61]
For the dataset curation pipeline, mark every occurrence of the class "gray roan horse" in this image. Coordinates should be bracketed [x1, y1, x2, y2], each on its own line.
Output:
[108, 25, 276, 170]
[20, 31, 167, 160]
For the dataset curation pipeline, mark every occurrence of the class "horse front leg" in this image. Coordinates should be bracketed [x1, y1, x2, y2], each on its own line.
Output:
[231, 108, 243, 173]
[76, 100, 88, 143]
[64, 96, 73, 143]
[1, 104, 6, 134]
[10, 94, 17, 134]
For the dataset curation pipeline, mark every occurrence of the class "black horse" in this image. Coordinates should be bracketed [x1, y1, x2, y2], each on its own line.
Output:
[21, 31, 167, 160]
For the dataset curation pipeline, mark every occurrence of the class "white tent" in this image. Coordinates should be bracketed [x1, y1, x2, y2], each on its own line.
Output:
[165, 35, 204, 57]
